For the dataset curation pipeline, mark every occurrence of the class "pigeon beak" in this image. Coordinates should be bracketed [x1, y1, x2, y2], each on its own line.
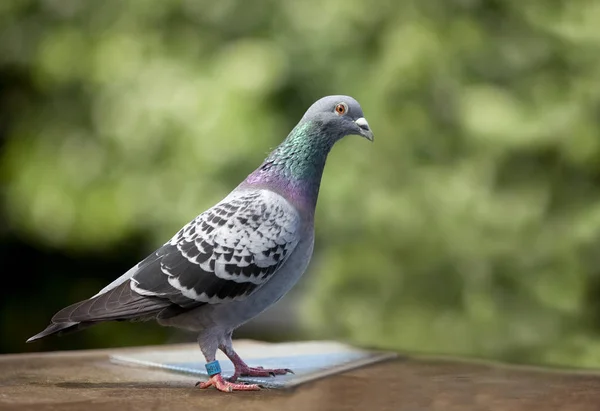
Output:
[354, 117, 374, 141]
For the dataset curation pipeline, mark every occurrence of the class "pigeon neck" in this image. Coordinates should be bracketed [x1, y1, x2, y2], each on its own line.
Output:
[244, 121, 334, 211]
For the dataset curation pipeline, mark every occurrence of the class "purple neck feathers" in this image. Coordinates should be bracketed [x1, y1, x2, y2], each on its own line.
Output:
[240, 121, 334, 214]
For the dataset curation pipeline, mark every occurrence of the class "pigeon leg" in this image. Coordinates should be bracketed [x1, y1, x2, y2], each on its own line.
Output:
[196, 332, 261, 392]
[220, 341, 293, 382]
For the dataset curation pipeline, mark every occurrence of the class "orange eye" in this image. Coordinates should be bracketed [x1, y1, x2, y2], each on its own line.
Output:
[335, 103, 347, 116]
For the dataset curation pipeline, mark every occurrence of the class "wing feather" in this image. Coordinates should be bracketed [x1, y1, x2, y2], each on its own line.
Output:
[51, 281, 170, 323]
[131, 189, 301, 305]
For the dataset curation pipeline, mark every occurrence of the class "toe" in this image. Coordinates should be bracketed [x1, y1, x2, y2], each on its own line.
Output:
[224, 381, 261, 391]
[216, 383, 233, 393]
[195, 380, 213, 389]
[199, 374, 261, 392]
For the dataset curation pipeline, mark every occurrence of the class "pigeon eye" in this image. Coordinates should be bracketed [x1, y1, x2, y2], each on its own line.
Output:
[334, 103, 348, 116]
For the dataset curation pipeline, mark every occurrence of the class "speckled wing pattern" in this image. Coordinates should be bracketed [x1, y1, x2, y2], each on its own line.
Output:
[130, 189, 301, 306]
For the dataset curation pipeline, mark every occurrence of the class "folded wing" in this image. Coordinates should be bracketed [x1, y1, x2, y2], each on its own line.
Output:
[48, 189, 301, 325]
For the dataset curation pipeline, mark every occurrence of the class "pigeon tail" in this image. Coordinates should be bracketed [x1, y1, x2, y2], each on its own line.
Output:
[26, 321, 87, 342]
[27, 280, 172, 343]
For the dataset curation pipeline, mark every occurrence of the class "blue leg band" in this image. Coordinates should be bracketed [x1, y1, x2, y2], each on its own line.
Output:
[205, 360, 221, 376]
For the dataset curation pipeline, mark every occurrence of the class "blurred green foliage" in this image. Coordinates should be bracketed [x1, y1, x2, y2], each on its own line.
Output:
[2, 0, 600, 368]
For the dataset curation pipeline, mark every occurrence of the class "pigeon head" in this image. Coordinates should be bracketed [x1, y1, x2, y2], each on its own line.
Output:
[300, 95, 374, 142]
[245, 95, 373, 209]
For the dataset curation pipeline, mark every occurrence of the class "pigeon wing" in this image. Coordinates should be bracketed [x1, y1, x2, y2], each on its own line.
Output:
[47, 189, 301, 325]
[131, 189, 302, 306]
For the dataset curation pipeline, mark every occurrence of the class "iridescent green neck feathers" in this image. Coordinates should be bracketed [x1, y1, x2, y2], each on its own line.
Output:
[244, 121, 335, 210]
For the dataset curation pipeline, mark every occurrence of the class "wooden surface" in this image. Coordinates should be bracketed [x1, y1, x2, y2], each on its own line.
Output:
[2, 341, 600, 411]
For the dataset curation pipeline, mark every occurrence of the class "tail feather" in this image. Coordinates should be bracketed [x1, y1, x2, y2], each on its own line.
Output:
[52, 280, 170, 323]
[27, 280, 172, 343]
[26, 321, 92, 342]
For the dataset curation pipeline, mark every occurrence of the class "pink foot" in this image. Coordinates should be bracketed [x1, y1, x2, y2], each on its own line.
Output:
[229, 365, 294, 382]
[196, 373, 261, 392]
[222, 348, 294, 382]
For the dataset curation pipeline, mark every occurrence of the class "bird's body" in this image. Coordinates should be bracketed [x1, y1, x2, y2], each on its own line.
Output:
[28, 95, 373, 392]
[156, 188, 316, 334]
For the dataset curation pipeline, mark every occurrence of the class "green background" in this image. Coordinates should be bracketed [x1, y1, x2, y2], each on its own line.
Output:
[2, 0, 600, 369]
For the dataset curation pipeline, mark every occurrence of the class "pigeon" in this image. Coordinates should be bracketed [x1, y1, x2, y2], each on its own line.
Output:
[27, 95, 373, 392]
